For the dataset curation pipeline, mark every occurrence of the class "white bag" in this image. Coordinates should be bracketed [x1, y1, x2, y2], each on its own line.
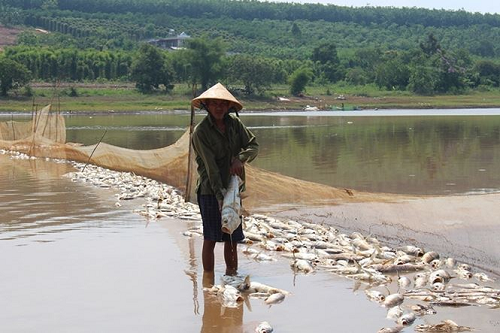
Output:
[221, 175, 243, 234]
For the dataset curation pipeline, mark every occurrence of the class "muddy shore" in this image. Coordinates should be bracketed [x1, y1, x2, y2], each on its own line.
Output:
[265, 193, 500, 278]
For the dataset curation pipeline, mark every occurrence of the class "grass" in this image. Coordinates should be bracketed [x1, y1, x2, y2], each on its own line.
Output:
[1, 83, 500, 113]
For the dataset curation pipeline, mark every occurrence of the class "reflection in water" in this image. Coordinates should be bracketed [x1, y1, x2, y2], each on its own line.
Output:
[0, 153, 124, 241]
[201, 272, 243, 333]
[58, 112, 500, 195]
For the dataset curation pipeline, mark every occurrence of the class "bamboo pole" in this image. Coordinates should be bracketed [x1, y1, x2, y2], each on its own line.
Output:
[184, 84, 197, 202]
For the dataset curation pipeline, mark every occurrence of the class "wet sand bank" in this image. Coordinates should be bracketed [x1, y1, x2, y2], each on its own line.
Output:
[268, 193, 500, 277]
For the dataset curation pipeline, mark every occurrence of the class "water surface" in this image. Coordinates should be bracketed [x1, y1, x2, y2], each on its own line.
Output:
[58, 109, 500, 195]
[2, 108, 500, 332]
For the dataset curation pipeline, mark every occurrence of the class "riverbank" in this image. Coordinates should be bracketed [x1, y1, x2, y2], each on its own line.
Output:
[2, 83, 500, 112]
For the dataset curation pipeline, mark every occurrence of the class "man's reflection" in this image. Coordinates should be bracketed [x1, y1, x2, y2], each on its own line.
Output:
[201, 272, 244, 333]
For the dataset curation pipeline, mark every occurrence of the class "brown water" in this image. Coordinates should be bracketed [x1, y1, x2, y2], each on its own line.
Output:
[58, 109, 500, 195]
[2, 109, 500, 332]
[1, 152, 500, 332]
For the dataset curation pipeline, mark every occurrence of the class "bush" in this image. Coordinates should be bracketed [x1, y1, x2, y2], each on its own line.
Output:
[289, 68, 312, 96]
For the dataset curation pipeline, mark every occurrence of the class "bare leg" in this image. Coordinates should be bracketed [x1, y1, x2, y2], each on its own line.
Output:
[202, 271, 215, 288]
[224, 241, 238, 276]
[202, 240, 216, 272]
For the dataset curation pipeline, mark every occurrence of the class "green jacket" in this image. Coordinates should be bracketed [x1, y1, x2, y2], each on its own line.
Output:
[192, 113, 259, 201]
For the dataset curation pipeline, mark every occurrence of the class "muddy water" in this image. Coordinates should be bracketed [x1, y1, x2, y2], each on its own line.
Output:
[0, 153, 386, 332]
[2, 153, 500, 332]
[60, 109, 500, 196]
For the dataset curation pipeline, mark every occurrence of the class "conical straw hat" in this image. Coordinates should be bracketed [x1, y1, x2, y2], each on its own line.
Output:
[191, 83, 243, 111]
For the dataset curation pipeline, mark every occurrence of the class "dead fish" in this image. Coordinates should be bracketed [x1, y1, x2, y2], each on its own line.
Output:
[399, 245, 424, 257]
[290, 259, 314, 274]
[253, 252, 276, 262]
[415, 275, 429, 288]
[377, 327, 404, 333]
[242, 247, 260, 256]
[245, 231, 264, 242]
[372, 263, 426, 273]
[220, 285, 244, 308]
[449, 283, 480, 289]
[432, 282, 446, 291]
[415, 319, 472, 332]
[473, 272, 494, 282]
[429, 270, 451, 284]
[265, 292, 286, 305]
[351, 237, 372, 251]
[445, 257, 456, 268]
[422, 251, 440, 264]
[454, 268, 473, 280]
[457, 263, 472, 271]
[383, 293, 404, 308]
[398, 276, 412, 288]
[182, 230, 202, 237]
[394, 253, 414, 265]
[255, 321, 274, 333]
[248, 292, 270, 299]
[282, 252, 318, 261]
[386, 306, 403, 320]
[411, 303, 437, 316]
[430, 300, 472, 307]
[365, 290, 386, 303]
[430, 259, 443, 270]
[397, 312, 416, 326]
[238, 276, 289, 295]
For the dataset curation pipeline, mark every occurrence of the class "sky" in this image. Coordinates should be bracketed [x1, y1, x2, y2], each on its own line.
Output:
[269, 1, 500, 15]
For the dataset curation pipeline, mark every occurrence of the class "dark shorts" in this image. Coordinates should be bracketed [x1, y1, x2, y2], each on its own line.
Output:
[197, 194, 244, 242]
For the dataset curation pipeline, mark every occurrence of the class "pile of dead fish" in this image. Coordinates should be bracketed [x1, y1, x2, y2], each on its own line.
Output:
[190, 215, 499, 332]
[64, 162, 201, 221]
[60, 159, 499, 332]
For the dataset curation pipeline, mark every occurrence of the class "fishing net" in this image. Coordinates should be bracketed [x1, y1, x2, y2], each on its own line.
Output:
[0, 104, 395, 211]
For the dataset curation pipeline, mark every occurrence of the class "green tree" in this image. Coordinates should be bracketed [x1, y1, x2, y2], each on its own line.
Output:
[41, 0, 58, 10]
[226, 55, 276, 94]
[474, 60, 500, 87]
[0, 57, 32, 96]
[311, 42, 342, 83]
[289, 67, 312, 96]
[130, 43, 173, 93]
[407, 64, 438, 95]
[473, 40, 496, 58]
[419, 33, 441, 56]
[184, 37, 226, 91]
[375, 58, 409, 90]
[291, 22, 302, 38]
[312, 42, 339, 65]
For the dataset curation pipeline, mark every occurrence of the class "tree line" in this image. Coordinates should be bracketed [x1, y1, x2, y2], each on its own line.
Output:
[5, 0, 500, 28]
[3, 1, 500, 59]
[2, 34, 500, 97]
[1, 0, 500, 97]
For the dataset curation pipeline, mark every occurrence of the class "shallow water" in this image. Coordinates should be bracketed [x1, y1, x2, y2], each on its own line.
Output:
[51, 109, 500, 195]
[5, 109, 500, 195]
[1, 153, 500, 332]
[2, 109, 500, 331]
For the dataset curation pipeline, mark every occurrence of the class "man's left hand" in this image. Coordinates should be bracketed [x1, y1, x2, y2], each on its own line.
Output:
[230, 158, 244, 177]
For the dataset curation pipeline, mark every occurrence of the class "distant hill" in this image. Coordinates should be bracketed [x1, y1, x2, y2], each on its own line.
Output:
[1, 0, 500, 59]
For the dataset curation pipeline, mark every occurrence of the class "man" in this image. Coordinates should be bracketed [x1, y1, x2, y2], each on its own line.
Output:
[191, 83, 259, 276]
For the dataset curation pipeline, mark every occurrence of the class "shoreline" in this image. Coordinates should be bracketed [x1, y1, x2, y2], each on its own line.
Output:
[1, 106, 500, 117]
[268, 193, 500, 278]
[2, 85, 500, 113]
